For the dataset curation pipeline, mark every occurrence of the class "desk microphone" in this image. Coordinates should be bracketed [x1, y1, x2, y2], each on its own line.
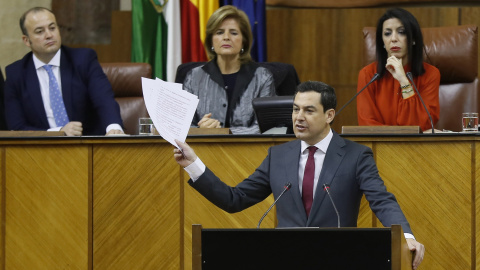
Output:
[323, 184, 340, 228]
[336, 73, 380, 117]
[257, 182, 292, 228]
[406, 72, 435, 134]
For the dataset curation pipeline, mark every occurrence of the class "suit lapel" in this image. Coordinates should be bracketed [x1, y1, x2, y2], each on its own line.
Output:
[25, 60, 49, 126]
[307, 132, 346, 225]
[283, 140, 306, 219]
[59, 48, 74, 119]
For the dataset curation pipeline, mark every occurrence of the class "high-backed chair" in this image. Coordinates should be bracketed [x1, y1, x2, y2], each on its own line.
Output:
[175, 62, 300, 96]
[101, 63, 152, 135]
[363, 25, 478, 131]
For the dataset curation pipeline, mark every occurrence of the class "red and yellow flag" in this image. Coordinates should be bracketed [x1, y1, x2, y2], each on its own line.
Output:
[181, 0, 219, 63]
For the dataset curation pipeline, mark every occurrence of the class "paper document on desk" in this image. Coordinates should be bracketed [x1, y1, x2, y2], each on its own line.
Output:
[141, 77, 198, 148]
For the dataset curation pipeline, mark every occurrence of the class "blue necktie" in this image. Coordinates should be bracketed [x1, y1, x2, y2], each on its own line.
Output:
[44, 65, 69, 126]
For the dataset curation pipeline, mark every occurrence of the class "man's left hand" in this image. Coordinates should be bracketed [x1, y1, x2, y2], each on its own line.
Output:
[406, 238, 425, 269]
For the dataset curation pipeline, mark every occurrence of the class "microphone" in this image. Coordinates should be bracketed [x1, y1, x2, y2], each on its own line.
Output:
[257, 182, 292, 228]
[406, 72, 435, 134]
[336, 73, 380, 116]
[323, 184, 340, 228]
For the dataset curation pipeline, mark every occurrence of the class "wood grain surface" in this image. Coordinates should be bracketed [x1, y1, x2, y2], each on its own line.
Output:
[0, 135, 476, 269]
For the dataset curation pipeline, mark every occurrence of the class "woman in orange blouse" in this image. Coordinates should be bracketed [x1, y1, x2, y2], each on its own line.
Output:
[357, 8, 440, 132]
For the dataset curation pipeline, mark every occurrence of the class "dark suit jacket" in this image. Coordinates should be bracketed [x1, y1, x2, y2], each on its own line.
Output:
[189, 131, 412, 234]
[4, 46, 123, 135]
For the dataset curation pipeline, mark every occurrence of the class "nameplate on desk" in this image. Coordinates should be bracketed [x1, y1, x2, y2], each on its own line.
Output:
[341, 126, 421, 134]
[0, 131, 66, 137]
[188, 128, 232, 135]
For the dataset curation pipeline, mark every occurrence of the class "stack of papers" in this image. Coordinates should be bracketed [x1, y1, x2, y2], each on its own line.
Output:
[141, 77, 199, 148]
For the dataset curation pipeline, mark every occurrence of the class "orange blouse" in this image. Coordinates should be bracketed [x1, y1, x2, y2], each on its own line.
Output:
[356, 62, 440, 131]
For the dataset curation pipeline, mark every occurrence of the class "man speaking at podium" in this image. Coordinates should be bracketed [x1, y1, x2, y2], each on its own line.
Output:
[174, 81, 425, 269]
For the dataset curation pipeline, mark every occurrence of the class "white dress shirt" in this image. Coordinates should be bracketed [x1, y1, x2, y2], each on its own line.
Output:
[182, 129, 414, 239]
[32, 51, 122, 133]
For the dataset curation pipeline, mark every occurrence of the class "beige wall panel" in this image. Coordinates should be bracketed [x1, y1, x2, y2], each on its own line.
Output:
[5, 145, 89, 269]
[0, 0, 52, 75]
[376, 141, 472, 269]
[93, 144, 180, 269]
[183, 142, 274, 270]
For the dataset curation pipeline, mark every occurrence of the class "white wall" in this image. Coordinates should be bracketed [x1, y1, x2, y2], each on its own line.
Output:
[120, 0, 131, 10]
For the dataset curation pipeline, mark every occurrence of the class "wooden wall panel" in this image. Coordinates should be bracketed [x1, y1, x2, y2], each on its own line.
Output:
[376, 141, 472, 269]
[93, 144, 180, 269]
[67, 11, 132, 63]
[4, 146, 90, 269]
[266, 7, 464, 132]
[0, 136, 477, 269]
[266, 0, 458, 8]
[53, 0, 120, 45]
[0, 148, 4, 270]
[476, 142, 479, 270]
[183, 142, 275, 270]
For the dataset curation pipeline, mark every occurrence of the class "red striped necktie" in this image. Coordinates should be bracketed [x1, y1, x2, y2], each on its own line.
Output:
[302, 146, 317, 217]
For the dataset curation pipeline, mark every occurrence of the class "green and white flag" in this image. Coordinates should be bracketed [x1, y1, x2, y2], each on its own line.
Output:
[131, 0, 181, 82]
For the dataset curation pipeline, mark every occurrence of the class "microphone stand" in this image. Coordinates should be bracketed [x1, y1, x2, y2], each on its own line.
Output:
[323, 184, 340, 228]
[336, 73, 380, 117]
[257, 183, 291, 228]
[406, 72, 435, 134]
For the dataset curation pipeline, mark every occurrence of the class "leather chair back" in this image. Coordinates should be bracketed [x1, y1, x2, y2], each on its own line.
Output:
[363, 25, 478, 131]
[101, 62, 152, 135]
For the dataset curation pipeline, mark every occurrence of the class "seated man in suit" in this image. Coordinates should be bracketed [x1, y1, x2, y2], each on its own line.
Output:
[173, 81, 425, 270]
[4, 7, 123, 136]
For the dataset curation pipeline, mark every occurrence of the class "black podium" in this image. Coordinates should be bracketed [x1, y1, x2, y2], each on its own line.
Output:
[192, 224, 412, 270]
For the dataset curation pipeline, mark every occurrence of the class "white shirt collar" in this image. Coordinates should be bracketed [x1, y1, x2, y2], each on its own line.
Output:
[32, 49, 61, 69]
[301, 128, 333, 154]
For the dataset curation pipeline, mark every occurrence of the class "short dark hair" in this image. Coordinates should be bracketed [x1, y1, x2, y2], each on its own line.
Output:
[375, 8, 425, 77]
[295, 81, 337, 112]
[20, 7, 55, 36]
[204, 5, 253, 63]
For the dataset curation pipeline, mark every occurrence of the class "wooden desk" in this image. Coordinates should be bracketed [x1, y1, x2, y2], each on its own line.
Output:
[0, 134, 477, 269]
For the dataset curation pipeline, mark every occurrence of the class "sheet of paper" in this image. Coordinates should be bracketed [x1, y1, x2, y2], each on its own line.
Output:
[141, 77, 198, 148]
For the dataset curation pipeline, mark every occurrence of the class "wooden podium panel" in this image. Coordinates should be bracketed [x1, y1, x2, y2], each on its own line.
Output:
[375, 141, 472, 269]
[0, 135, 477, 269]
[183, 141, 277, 270]
[476, 142, 480, 270]
[4, 145, 90, 269]
[93, 143, 181, 269]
